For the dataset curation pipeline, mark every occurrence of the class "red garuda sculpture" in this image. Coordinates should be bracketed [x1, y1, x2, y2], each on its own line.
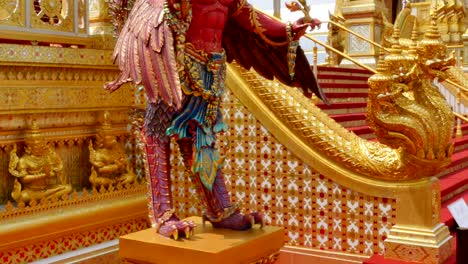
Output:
[106, 0, 327, 239]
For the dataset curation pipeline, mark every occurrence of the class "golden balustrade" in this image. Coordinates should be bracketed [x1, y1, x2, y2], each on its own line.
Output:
[305, 33, 376, 73]
[0, 0, 89, 46]
[326, 19, 389, 53]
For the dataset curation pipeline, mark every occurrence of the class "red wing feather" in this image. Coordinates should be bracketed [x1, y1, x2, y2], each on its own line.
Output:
[223, 18, 328, 104]
[105, 0, 182, 109]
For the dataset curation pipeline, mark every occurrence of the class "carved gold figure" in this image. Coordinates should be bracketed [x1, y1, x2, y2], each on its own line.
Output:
[325, 12, 345, 66]
[89, 112, 136, 188]
[8, 122, 72, 204]
[367, 13, 455, 172]
[226, 12, 456, 180]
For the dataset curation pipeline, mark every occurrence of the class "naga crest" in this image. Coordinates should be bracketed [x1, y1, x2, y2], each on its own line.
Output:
[367, 15, 455, 176]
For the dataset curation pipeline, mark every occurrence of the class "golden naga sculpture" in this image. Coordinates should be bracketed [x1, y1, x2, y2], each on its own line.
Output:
[89, 112, 136, 188]
[227, 13, 455, 181]
[367, 15, 454, 175]
[8, 122, 72, 204]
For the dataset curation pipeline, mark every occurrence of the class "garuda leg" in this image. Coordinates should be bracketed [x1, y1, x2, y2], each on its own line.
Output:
[144, 102, 195, 239]
[178, 137, 263, 230]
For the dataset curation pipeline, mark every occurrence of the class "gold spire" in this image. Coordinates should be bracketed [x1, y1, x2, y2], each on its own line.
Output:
[408, 21, 419, 58]
[419, 10, 443, 47]
[376, 48, 389, 73]
[98, 111, 113, 136]
[26, 120, 42, 139]
[391, 26, 402, 51]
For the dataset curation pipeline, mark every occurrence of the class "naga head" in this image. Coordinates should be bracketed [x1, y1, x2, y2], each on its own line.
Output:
[367, 16, 454, 179]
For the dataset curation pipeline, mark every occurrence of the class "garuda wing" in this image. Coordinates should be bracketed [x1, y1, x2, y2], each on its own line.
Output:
[222, 18, 328, 104]
[105, 0, 182, 109]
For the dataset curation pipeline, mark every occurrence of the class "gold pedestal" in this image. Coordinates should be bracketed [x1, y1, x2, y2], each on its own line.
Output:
[119, 216, 284, 264]
[384, 179, 453, 264]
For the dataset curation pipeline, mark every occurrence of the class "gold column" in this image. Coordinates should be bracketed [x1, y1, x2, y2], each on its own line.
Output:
[273, 0, 281, 19]
[341, 0, 385, 66]
[89, 0, 115, 49]
[463, 29, 468, 69]
[384, 178, 453, 264]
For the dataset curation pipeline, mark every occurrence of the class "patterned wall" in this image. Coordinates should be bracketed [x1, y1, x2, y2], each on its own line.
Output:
[170, 88, 396, 256]
[0, 216, 148, 263]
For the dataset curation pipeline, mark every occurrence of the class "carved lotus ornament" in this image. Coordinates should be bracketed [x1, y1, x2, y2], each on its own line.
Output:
[40, 0, 63, 17]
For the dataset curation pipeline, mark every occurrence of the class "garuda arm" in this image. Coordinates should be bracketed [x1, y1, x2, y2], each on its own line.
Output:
[223, 1, 328, 103]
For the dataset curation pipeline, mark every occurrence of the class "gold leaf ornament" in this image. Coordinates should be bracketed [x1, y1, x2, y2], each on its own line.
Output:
[40, 0, 62, 17]
[285, 1, 301, 12]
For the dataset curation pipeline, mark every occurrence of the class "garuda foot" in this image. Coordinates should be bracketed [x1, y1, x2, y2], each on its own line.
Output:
[204, 210, 264, 231]
[155, 211, 196, 240]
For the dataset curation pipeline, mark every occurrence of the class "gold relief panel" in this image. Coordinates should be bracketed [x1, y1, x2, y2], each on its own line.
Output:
[0, 0, 24, 27]
[0, 111, 129, 135]
[0, 110, 141, 205]
[0, 85, 134, 113]
[0, 131, 133, 204]
[0, 44, 114, 66]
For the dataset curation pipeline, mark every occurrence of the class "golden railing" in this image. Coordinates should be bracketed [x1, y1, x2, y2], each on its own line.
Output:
[0, 0, 89, 46]
[304, 33, 376, 74]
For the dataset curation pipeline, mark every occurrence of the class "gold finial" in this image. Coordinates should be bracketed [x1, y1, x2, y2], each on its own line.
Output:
[424, 11, 441, 40]
[419, 10, 443, 48]
[376, 48, 388, 73]
[102, 111, 111, 130]
[388, 26, 403, 56]
[26, 120, 42, 139]
[408, 21, 419, 57]
[98, 111, 113, 136]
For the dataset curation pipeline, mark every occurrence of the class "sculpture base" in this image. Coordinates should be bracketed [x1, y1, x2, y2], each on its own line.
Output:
[384, 224, 453, 264]
[119, 216, 284, 264]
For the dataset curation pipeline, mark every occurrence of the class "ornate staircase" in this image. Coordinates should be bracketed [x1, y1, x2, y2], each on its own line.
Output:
[315, 65, 467, 264]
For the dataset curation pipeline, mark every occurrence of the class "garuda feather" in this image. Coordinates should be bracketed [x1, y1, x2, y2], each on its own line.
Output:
[105, 0, 183, 109]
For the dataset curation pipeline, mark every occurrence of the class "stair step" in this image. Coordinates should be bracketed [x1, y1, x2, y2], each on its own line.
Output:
[453, 135, 468, 153]
[330, 113, 367, 122]
[349, 126, 375, 139]
[325, 92, 368, 98]
[440, 169, 468, 202]
[319, 82, 369, 89]
[453, 123, 468, 137]
[329, 113, 367, 128]
[318, 73, 370, 82]
[317, 102, 367, 115]
[437, 148, 468, 179]
[325, 92, 368, 104]
[349, 125, 373, 135]
[317, 65, 373, 75]
[317, 102, 367, 109]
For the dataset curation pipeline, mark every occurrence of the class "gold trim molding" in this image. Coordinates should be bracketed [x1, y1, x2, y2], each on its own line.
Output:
[0, 189, 147, 251]
[0, 44, 114, 67]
